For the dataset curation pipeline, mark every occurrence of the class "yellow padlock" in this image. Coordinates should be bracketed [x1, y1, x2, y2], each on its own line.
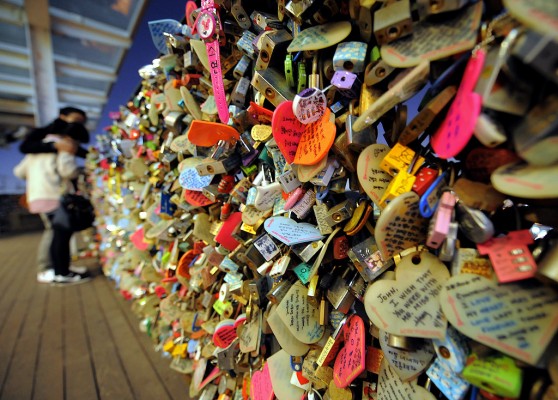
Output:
[380, 143, 424, 176]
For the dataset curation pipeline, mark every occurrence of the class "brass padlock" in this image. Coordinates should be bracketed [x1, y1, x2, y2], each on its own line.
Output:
[255, 30, 293, 71]
[346, 102, 377, 152]
[251, 68, 296, 107]
[325, 199, 357, 226]
[373, 0, 413, 45]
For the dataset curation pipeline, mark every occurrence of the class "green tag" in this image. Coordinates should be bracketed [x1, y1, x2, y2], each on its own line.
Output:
[293, 263, 312, 285]
[213, 299, 233, 316]
[371, 46, 381, 62]
[462, 354, 522, 398]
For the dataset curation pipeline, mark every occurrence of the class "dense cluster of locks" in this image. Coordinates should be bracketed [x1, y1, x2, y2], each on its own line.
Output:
[86, 0, 558, 399]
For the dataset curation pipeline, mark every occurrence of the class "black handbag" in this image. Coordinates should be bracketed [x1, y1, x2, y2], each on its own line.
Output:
[51, 193, 95, 232]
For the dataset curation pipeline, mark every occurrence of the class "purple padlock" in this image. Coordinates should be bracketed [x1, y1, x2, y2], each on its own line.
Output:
[331, 71, 361, 98]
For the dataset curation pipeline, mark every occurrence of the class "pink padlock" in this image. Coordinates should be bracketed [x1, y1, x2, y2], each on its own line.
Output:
[427, 191, 457, 249]
[284, 187, 305, 210]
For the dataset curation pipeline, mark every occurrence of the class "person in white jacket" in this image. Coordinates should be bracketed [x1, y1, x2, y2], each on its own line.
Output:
[14, 133, 91, 285]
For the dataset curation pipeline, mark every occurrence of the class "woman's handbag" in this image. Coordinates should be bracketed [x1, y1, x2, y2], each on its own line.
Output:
[51, 193, 95, 232]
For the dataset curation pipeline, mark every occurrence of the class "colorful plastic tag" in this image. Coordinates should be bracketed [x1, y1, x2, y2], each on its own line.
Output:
[293, 108, 335, 166]
[431, 49, 486, 159]
[187, 120, 240, 147]
[250, 363, 275, 400]
[292, 88, 327, 124]
[333, 315, 366, 388]
[272, 101, 305, 164]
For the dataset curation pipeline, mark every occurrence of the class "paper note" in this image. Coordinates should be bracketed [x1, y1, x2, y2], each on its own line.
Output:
[440, 273, 558, 365]
[378, 360, 436, 400]
[239, 313, 261, 354]
[277, 282, 325, 344]
[267, 306, 310, 356]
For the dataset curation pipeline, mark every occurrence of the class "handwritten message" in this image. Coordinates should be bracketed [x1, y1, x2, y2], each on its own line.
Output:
[357, 144, 392, 207]
[170, 134, 196, 154]
[250, 363, 275, 400]
[381, 2, 482, 67]
[272, 101, 305, 164]
[333, 315, 365, 388]
[375, 192, 428, 260]
[294, 109, 335, 166]
[364, 252, 449, 339]
[267, 306, 310, 356]
[440, 273, 558, 364]
[183, 190, 215, 207]
[379, 330, 435, 382]
[287, 21, 352, 52]
[378, 361, 436, 400]
[293, 88, 327, 124]
[239, 313, 261, 353]
[264, 216, 324, 246]
[278, 282, 325, 344]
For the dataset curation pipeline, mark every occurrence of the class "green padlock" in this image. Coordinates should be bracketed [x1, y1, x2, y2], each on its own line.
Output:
[462, 354, 522, 399]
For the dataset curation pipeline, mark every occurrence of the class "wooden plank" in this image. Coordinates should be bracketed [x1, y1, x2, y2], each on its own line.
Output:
[80, 277, 135, 399]
[93, 277, 174, 400]
[0, 234, 39, 395]
[63, 284, 98, 400]
[33, 288, 64, 400]
[0, 282, 49, 400]
[106, 279, 191, 400]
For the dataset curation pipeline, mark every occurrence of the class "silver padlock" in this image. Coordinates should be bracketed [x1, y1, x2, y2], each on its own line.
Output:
[251, 68, 296, 107]
[326, 270, 355, 314]
[255, 30, 293, 71]
[373, 0, 413, 45]
[231, 77, 250, 108]
[324, 199, 356, 226]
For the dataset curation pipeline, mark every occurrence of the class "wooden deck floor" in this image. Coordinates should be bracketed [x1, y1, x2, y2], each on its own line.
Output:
[0, 232, 190, 400]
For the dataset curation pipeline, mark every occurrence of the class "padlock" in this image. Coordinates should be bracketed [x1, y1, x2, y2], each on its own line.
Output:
[416, 0, 471, 18]
[324, 199, 357, 227]
[511, 29, 558, 85]
[297, 62, 307, 94]
[231, 77, 250, 108]
[284, 0, 315, 24]
[333, 41, 368, 74]
[427, 191, 457, 249]
[237, 30, 257, 59]
[331, 70, 361, 99]
[291, 240, 324, 263]
[363, 59, 396, 87]
[455, 201, 495, 244]
[255, 30, 293, 71]
[196, 153, 241, 176]
[251, 68, 296, 107]
[373, 0, 413, 45]
[250, 10, 283, 32]
[266, 279, 292, 304]
[326, 269, 355, 314]
[346, 102, 377, 152]
[233, 55, 251, 80]
[230, 0, 250, 29]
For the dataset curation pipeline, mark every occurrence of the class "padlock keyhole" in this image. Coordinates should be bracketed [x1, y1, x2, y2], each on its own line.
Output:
[343, 61, 354, 71]
[388, 26, 400, 39]
[411, 255, 421, 265]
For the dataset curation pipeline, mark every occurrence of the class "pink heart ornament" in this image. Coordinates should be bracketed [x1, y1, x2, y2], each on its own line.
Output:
[440, 273, 558, 365]
[333, 315, 366, 388]
[364, 252, 449, 339]
[379, 329, 436, 381]
[250, 363, 275, 400]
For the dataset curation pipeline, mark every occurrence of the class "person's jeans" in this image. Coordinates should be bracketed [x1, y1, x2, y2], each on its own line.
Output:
[47, 210, 73, 276]
[38, 213, 53, 272]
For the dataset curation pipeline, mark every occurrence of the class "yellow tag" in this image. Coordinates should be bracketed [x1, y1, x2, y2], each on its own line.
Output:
[251, 124, 273, 142]
[241, 222, 257, 235]
[213, 299, 233, 316]
[380, 143, 424, 176]
[379, 171, 416, 208]
[343, 201, 366, 233]
[163, 340, 176, 352]
[172, 343, 188, 357]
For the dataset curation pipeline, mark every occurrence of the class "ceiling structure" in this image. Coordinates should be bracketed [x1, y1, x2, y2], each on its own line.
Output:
[0, 0, 148, 137]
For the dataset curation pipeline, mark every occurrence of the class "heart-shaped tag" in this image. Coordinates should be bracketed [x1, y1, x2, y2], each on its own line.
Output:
[333, 315, 366, 388]
[440, 273, 558, 365]
[179, 157, 214, 191]
[148, 19, 182, 54]
[130, 226, 149, 251]
[213, 319, 237, 348]
[242, 205, 272, 226]
[364, 252, 449, 339]
[272, 101, 306, 164]
[431, 48, 485, 159]
[379, 330, 436, 381]
[267, 305, 310, 356]
[267, 350, 306, 400]
[294, 108, 336, 166]
[357, 144, 392, 207]
[287, 21, 352, 52]
[378, 360, 436, 400]
[252, 124, 273, 142]
[380, 2, 482, 68]
[264, 216, 324, 246]
[491, 162, 558, 199]
[375, 192, 428, 260]
[277, 282, 325, 344]
[251, 363, 274, 400]
[183, 189, 215, 207]
[295, 156, 328, 183]
[180, 86, 203, 120]
[187, 120, 240, 147]
[214, 212, 242, 251]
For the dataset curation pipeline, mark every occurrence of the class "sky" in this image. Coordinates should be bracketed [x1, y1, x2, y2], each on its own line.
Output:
[0, 0, 185, 194]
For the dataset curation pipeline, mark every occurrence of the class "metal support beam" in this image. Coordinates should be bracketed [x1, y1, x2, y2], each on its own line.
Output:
[55, 63, 116, 82]
[0, 2, 25, 25]
[0, 80, 34, 96]
[25, 0, 58, 125]
[0, 49, 30, 69]
[0, 99, 35, 114]
[50, 16, 131, 48]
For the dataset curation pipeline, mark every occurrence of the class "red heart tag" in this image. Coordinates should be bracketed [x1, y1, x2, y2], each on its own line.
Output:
[333, 315, 366, 388]
[272, 101, 305, 164]
[183, 190, 215, 207]
[251, 363, 274, 400]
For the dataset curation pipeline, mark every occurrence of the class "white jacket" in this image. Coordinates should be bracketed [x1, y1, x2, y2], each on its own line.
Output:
[13, 151, 78, 213]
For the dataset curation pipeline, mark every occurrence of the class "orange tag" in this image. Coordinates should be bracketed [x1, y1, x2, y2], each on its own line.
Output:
[294, 108, 335, 166]
[183, 190, 216, 207]
[187, 120, 240, 147]
[272, 101, 305, 164]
